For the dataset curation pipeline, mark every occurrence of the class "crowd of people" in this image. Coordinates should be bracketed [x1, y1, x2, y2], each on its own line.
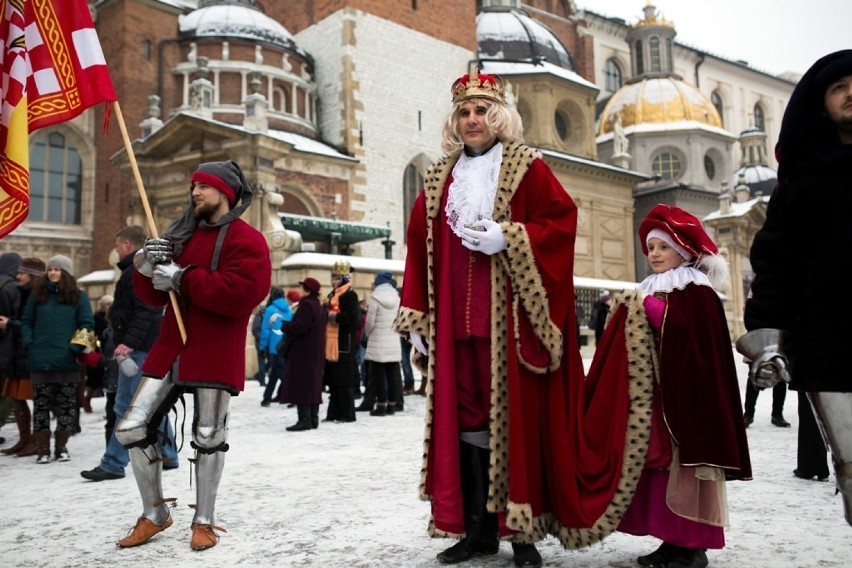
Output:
[1, 50, 850, 565]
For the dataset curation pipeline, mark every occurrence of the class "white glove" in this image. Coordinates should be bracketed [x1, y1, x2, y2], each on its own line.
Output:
[152, 262, 187, 292]
[461, 219, 506, 255]
[410, 331, 428, 356]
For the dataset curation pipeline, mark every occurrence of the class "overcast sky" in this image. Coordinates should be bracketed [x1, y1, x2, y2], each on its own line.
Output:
[577, 0, 851, 77]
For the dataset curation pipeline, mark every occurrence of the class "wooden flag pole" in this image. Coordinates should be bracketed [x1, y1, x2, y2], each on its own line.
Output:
[112, 101, 187, 343]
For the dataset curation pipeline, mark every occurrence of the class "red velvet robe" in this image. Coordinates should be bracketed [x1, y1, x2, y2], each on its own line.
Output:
[394, 142, 653, 549]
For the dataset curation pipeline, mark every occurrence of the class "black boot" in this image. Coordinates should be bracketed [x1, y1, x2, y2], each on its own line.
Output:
[286, 405, 312, 431]
[667, 548, 708, 568]
[310, 404, 319, 429]
[437, 441, 499, 564]
[512, 543, 542, 568]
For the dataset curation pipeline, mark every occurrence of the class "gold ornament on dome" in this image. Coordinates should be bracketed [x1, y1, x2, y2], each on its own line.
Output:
[598, 78, 722, 136]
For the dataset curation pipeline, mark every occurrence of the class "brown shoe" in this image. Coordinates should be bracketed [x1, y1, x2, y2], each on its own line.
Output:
[14, 441, 39, 457]
[116, 515, 173, 548]
[190, 523, 226, 551]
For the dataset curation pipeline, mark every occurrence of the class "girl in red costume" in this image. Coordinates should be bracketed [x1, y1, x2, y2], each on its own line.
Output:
[616, 204, 752, 568]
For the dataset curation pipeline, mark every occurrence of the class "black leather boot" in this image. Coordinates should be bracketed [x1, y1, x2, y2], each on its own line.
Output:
[437, 441, 499, 564]
[310, 404, 319, 429]
[512, 542, 542, 567]
[286, 405, 312, 431]
[667, 548, 708, 568]
[638, 541, 680, 567]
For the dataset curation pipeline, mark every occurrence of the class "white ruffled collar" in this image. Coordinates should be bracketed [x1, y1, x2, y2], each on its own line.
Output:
[445, 142, 503, 237]
[637, 266, 712, 293]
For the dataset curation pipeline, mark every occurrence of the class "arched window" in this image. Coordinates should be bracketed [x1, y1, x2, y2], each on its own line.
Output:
[28, 132, 82, 224]
[403, 162, 424, 240]
[605, 58, 622, 93]
[634, 40, 644, 75]
[753, 102, 765, 131]
[649, 37, 661, 72]
[652, 151, 682, 180]
[711, 90, 724, 126]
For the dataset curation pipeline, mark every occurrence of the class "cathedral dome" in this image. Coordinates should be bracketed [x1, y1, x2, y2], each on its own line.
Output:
[476, 7, 575, 70]
[179, 0, 305, 55]
[597, 76, 722, 136]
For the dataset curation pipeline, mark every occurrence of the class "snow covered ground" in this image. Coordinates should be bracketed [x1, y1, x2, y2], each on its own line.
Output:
[1, 348, 850, 567]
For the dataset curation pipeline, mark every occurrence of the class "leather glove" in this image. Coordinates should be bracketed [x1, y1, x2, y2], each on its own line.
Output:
[735, 329, 792, 388]
[461, 219, 507, 255]
[410, 331, 428, 356]
[134, 238, 172, 277]
[152, 262, 187, 292]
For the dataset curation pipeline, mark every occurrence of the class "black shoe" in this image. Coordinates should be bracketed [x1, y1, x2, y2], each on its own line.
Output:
[638, 542, 678, 567]
[369, 407, 386, 417]
[667, 548, 708, 568]
[771, 415, 791, 427]
[355, 404, 373, 412]
[80, 466, 124, 481]
[436, 538, 499, 564]
[793, 469, 829, 482]
[261, 400, 271, 407]
[286, 422, 312, 432]
[743, 412, 754, 428]
[512, 543, 542, 567]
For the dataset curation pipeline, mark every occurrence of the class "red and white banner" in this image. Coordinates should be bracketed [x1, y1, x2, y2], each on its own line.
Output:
[0, 0, 117, 238]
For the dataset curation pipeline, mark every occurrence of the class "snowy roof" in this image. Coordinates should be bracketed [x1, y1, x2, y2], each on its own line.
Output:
[479, 60, 598, 91]
[477, 8, 575, 71]
[539, 148, 649, 179]
[178, 2, 306, 55]
[281, 252, 404, 274]
[704, 195, 768, 221]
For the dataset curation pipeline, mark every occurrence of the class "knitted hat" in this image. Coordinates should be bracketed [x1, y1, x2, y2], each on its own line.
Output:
[19, 257, 46, 276]
[299, 277, 321, 294]
[47, 254, 74, 277]
[286, 289, 301, 303]
[373, 271, 395, 288]
[190, 160, 246, 206]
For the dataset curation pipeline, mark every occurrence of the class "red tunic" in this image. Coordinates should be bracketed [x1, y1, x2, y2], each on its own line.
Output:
[134, 219, 271, 392]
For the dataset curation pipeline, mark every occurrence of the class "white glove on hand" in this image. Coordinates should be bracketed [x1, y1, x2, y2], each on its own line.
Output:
[410, 331, 428, 356]
[461, 219, 507, 255]
[152, 262, 186, 292]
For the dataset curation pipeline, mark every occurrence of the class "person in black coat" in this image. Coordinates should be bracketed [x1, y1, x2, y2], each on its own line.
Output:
[280, 278, 327, 431]
[321, 261, 359, 424]
[741, 50, 852, 525]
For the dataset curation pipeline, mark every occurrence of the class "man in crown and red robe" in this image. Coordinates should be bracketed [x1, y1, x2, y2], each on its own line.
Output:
[394, 69, 649, 567]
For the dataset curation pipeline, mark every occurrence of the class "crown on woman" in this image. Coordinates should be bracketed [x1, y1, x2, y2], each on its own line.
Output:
[451, 68, 505, 104]
[332, 260, 351, 276]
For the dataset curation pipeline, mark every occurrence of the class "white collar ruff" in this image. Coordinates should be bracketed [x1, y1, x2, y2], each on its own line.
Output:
[445, 142, 503, 237]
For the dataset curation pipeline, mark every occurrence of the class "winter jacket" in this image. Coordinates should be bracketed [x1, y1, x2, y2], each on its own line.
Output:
[364, 283, 402, 363]
[259, 297, 294, 356]
[110, 251, 161, 352]
[0, 252, 21, 368]
[22, 283, 94, 378]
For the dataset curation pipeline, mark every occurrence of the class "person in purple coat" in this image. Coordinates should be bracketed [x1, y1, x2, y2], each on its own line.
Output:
[279, 277, 327, 431]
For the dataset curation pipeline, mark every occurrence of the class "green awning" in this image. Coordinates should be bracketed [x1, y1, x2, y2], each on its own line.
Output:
[280, 213, 391, 245]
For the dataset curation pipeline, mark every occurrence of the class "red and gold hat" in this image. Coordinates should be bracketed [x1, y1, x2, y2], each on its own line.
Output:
[451, 68, 505, 104]
[639, 204, 718, 260]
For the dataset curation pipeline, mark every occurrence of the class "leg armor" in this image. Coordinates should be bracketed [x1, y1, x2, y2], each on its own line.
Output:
[115, 375, 179, 525]
[808, 391, 852, 526]
[191, 388, 231, 525]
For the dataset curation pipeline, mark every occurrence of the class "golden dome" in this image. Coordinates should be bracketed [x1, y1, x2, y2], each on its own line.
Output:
[598, 77, 722, 136]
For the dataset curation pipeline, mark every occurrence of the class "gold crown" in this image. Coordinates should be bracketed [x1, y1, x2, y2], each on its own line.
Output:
[451, 68, 505, 104]
[332, 260, 351, 276]
[70, 328, 98, 351]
